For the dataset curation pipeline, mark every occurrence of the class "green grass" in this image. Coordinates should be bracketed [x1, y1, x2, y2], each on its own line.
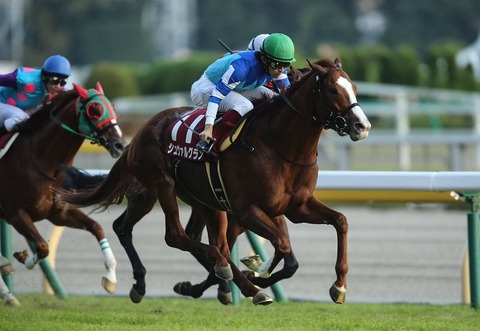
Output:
[1, 295, 479, 331]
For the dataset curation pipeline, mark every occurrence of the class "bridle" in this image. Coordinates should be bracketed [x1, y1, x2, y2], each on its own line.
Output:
[49, 90, 119, 149]
[312, 70, 360, 136]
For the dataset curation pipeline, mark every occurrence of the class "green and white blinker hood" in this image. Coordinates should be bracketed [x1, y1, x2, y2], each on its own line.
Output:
[73, 82, 119, 140]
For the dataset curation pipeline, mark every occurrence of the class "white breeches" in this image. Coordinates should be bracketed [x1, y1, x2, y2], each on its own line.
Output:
[190, 74, 277, 116]
[0, 103, 29, 131]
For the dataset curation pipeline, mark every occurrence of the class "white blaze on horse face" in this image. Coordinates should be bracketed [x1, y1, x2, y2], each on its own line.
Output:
[336, 77, 371, 136]
[114, 121, 123, 138]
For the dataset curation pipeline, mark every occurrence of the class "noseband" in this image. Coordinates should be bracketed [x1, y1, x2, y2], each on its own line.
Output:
[323, 102, 359, 136]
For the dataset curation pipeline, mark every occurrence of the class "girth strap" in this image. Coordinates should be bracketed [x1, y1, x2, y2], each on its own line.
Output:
[205, 159, 232, 213]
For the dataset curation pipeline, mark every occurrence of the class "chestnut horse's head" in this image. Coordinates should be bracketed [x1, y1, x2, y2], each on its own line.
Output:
[73, 82, 127, 158]
[307, 58, 371, 141]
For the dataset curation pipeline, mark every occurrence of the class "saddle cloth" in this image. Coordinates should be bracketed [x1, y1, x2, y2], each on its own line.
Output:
[165, 107, 245, 162]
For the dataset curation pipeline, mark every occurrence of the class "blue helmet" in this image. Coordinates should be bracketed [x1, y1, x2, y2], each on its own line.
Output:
[42, 55, 71, 77]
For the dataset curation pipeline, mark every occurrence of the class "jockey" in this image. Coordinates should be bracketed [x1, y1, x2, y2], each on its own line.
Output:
[191, 33, 296, 154]
[247, 33, 270, 51]
[0, 54, 71, 135]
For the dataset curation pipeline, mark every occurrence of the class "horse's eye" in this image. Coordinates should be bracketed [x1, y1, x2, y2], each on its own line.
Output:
[329, 87, 339, 95]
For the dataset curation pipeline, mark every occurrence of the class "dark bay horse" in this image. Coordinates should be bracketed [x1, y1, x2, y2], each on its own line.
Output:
[55, 58, 371, 305]
[0, 83, 126, 294]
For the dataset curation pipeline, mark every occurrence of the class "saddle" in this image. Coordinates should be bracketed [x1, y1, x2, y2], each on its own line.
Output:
[165, 107, 246, 162]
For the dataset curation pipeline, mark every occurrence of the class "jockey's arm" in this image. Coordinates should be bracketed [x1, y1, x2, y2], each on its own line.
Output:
[0, 70, 19, 89]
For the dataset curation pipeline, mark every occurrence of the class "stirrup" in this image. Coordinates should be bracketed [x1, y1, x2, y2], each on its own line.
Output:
[195, 140, 217, 157]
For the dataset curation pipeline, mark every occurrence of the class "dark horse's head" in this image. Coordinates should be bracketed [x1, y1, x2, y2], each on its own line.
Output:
[301, 58, 371, 141]
[72, 83, 127, 158]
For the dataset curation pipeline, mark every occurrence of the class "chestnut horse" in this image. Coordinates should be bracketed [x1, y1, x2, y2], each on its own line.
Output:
[173, 209, 298, 305]
[56, 58, 371, 305]
[0, 83, 126, 294]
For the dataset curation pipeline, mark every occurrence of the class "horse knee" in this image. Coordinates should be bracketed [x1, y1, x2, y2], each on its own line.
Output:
[335, 213, 348, 234]
[284, 260, 299, 278]
[164, 234, 182, 249]
[36, 240, 49, 259]
[274, 236, 291, 256]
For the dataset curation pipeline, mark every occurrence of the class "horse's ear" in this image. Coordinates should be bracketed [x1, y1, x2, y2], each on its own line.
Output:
[290, 67, 303, 82]
[334, 58, 342, 69]
[73, 83, 89, 100]
[96, 82, 104, 94]
[308, 58, 328, 75]
[306, 58, 314, 69]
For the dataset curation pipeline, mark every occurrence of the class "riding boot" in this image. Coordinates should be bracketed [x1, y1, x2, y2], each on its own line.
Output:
[213, 110, 242, 142]
[222, 110, 241, 125]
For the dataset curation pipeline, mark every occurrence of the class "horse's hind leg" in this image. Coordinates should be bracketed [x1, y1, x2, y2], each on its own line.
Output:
[174, 209, 232, 304]
[112, 190, 156, 303]
[49, 209, 117, 294]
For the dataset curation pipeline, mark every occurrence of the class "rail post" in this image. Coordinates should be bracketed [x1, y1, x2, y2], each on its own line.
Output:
[452, 191, 480, 309]
[0, 219, 14, 290]
[229, 242, 241, 306]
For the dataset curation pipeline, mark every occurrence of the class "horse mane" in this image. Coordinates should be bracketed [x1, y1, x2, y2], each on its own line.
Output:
[251, 58, 336, 113]
[20, 90, 79, 133]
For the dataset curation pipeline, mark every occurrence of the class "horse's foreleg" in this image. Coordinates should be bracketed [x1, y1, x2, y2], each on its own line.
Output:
[50, 209, 117, 294]
[253, 216, 299, 284]
[286, 196, 348, 304]
[245, 251, 299, 288]
[8, 209, 48, 270]
[0, 271, 20, 307]
[235, 209, 290, 278]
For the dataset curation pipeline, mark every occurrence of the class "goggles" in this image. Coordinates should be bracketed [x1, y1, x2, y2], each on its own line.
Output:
[268, 60, 290, 70]
[47, 76, 68, 87]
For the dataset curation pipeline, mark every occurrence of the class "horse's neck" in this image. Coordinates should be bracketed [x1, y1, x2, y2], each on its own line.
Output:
[32, 102, 84, 165]
[267, 91, 322, 161]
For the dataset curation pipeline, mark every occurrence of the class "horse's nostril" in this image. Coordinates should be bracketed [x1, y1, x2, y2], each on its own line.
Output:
[355, 122, 365, 132]
[114, 142, 125, 151]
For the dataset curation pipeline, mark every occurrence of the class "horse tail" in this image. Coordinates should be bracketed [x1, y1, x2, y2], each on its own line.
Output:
[60, 165, 107, 190]
[56, 146, 136, 210]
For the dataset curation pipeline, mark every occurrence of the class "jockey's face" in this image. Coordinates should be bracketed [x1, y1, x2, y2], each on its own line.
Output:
[261, 55, 288, 79]
[267, 66, 285, 79]
[44, 76, 67, 94]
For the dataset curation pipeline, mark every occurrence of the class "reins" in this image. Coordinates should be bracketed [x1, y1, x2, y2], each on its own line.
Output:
[48, 96, 100, 143]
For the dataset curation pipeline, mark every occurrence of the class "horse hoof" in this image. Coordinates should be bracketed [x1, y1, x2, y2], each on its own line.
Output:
[129, 286, 144, 304]
[4, 294, 21, 307]
[240, 255, 263, 272]
[214, 264, 233, 280]
[101, 277, 116, 294]
[173, 281, 192, 296]
[329, 283, 347, 304]
[252, 291, 273, 305]
[0, 262, 14, 277]
[217, 289, 232, 305]
[13, 250, 29, 264]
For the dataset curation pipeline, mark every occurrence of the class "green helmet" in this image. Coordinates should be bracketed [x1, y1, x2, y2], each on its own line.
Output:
[260, 33, 296, 63]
